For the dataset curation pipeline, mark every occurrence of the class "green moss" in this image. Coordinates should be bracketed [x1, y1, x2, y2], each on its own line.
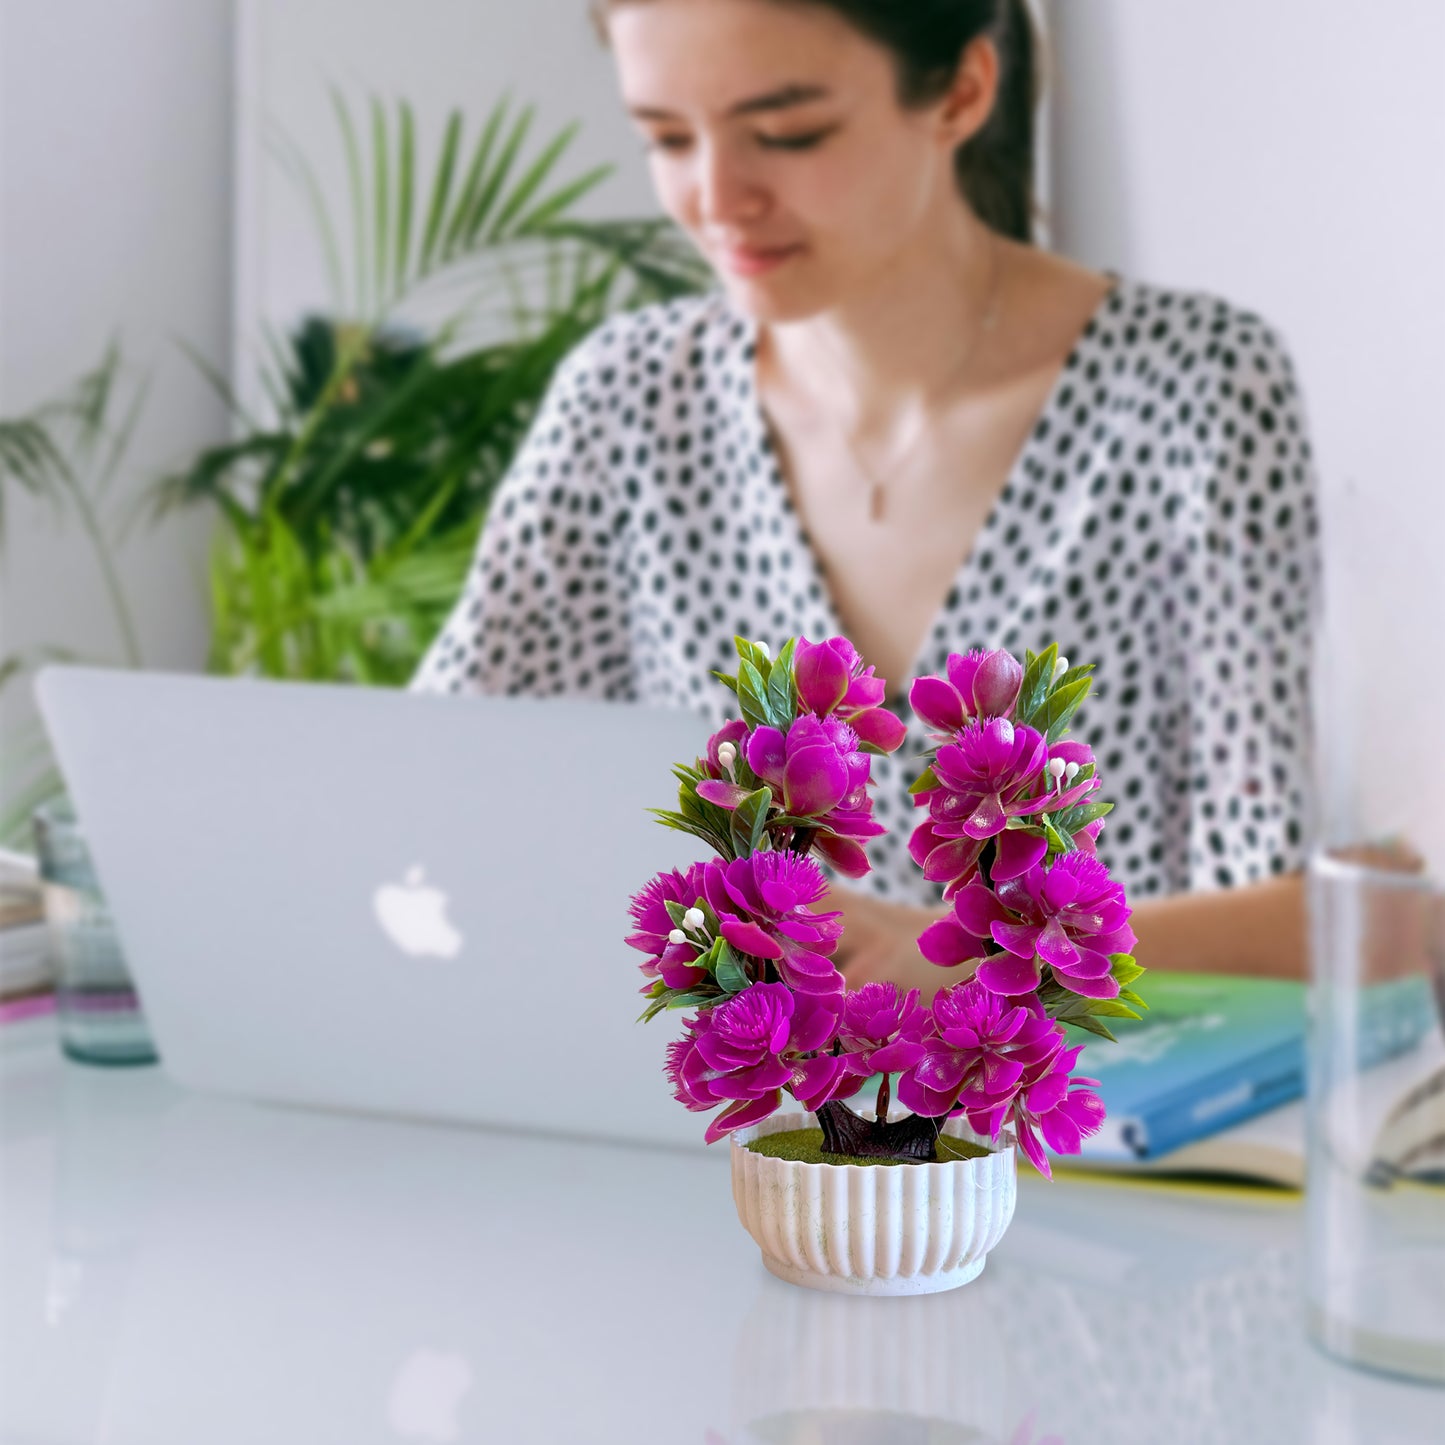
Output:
[744, 1127, 991, 1167]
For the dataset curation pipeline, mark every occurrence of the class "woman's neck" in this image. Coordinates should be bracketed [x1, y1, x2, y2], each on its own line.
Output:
[759, 207, 1009, 433]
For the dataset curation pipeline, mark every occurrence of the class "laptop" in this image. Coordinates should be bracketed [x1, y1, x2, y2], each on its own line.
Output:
[35, 667, 716, 1150]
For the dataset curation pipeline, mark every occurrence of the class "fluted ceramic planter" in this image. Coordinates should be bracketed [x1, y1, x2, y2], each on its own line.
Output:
[731, 1110, 1017, 1295]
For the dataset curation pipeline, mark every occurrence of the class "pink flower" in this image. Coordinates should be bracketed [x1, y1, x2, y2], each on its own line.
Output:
[795, 636, 908, 752]
[927, 718, 1051, 839]
[966, 852, 1135, 1000]
[909, 648, 1024, 734]
[744, 714, 885, 879]
[700, 853, 845, 996]
[671, 984, 847, 1142]
[1009, 1043, 1107, 1179]
[625, 863, 712, 990]
[837, 982, 928, 1077]
[897, 980, 1063, 1122]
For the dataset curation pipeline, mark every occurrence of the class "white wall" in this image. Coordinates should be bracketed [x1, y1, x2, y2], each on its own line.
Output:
[1047, 0, 1445, 877]
[0, 0, 235, 830]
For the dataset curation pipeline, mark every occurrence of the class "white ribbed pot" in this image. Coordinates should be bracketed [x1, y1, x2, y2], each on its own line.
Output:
[731, 1110, 1017, 1295]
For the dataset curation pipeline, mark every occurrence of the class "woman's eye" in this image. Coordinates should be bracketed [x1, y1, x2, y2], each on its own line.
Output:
[645, 134, 693, 154]
[757, 129, 834, 152]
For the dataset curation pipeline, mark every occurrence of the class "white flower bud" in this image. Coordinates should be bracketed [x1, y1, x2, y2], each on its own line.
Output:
[1048, 758, 1067, 782]
[1052, 656, 1070, 684]
[757, 640, 771, 659]
[683, 908, 705, 931]
[1064, 762, 1080, 783]
[668, 928, 687, 945]
[717, 742, 737, 767]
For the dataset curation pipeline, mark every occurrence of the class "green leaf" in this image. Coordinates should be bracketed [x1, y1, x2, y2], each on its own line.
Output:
[737, 660, 771, 731]
[488, 120, 581, 239]
[1038, 677, 1092, 743]
[765, 644, 796, 728]
[714, 943, 750, 994]
[665, 990, 717, 1010]
[418, 109, 462, 271]
[729, 786, 773, 858]
[371, 96, 391, 305]
[908, 764, 939, 796]
[1087, 999, 1144, 1020]
[1110, 954, 1145, 988]
[464, 103, 535, 241]
[664, 899, 690, 930]
[393, 100, 416, 296]
[1042, 817, 1073, 854]
[1017, 643, 1058, 721]
[1066, 1014, 1119, 1042]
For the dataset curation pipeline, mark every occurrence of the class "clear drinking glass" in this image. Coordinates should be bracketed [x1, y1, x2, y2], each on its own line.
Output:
[1304, 847, 1445, 1383]
[32, 797, 157, 1066]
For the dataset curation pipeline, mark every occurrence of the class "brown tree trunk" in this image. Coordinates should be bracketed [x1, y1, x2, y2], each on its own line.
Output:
[816, 1099, 940, 1162]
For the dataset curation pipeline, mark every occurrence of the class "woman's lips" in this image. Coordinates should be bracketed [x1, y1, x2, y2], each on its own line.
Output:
[717, 243, 804, 278]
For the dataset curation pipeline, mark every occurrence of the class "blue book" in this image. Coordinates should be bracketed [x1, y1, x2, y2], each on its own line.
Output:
[1065, 972, 1434, 1162]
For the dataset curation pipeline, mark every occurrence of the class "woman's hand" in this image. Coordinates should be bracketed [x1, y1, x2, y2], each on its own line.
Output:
[824, 886, 963, 1004]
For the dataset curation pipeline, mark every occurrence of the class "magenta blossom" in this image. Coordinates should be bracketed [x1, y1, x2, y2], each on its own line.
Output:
[957, 852, 1135, 1000]
[668, 984, 847, 1142]
[745, 714, 885, 878]
[700, 852, 845, 996]
[625, 862, 712, 991]
[910, 649, 1025, 735]
[926, 718, 1053, 839]
[1008, 1043, 1107, 1179]
[897, 980, 1064, 1121]
[795, 636, 908, 752]
[837, 982, 928, 1078]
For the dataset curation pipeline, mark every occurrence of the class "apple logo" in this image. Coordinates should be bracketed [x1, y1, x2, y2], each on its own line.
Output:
[373, 865, 463, 959]
[387, 1349, 473, 1441]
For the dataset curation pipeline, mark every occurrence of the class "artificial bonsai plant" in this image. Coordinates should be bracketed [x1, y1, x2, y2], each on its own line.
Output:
[627, 635, 1147, 1174]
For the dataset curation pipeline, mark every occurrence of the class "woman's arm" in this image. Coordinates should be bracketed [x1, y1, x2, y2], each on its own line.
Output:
[828, 839, 1433, 999]
[826, 878, 1308, 1002]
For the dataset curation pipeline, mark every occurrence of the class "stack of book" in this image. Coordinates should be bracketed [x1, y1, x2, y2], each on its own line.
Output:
[1056, 971, 1441, 1188]
[0, 847, 54, 1024]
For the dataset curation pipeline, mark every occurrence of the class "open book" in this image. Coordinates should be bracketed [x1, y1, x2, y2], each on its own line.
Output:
[1053, 972, 1443, 1189]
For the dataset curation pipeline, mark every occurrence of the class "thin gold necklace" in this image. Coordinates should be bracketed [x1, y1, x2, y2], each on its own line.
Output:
[835, 238, 1004, 523]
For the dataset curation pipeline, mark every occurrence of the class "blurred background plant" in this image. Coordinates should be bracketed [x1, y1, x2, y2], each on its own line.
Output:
[0, 89, 708, 843]
[147, 91, 707, 684]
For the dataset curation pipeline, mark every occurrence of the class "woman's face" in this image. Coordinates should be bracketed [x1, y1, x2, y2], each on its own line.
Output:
[607, 0, 985, 324]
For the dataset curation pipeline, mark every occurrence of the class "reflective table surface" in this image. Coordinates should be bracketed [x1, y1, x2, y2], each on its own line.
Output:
[1, 1018, 1439, 1444]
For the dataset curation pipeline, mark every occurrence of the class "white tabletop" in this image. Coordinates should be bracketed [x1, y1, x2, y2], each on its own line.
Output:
[1, 1017, 1439, 1445]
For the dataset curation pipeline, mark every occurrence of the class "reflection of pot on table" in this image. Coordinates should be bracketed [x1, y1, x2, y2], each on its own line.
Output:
[727, 1262, 1010, 1445]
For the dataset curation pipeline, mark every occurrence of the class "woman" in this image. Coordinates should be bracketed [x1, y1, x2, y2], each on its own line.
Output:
[413, 0, 1320, 995]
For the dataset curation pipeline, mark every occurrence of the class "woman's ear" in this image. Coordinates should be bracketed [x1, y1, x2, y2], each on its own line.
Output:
[937, 35, 1001, 149]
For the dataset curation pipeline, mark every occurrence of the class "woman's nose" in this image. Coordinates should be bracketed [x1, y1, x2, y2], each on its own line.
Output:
[695, 141, 766, 227]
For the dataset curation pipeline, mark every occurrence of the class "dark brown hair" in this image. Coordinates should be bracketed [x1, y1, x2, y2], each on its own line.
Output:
[596, 0, 1041, 242]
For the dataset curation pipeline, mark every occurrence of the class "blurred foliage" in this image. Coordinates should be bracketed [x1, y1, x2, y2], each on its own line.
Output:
[150, 92, 708, 684]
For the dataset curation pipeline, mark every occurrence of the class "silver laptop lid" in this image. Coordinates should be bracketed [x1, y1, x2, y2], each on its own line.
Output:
[36, 667, 714, 1149]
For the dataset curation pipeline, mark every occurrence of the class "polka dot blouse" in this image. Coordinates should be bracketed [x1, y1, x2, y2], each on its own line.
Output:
[412, 277, 1321, 906]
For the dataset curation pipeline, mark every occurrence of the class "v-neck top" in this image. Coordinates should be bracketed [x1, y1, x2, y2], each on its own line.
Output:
[412, 278, 1321, 907]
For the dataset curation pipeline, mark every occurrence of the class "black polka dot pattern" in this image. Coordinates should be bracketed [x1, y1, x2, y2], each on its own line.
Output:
[413, 279, 1320, 907]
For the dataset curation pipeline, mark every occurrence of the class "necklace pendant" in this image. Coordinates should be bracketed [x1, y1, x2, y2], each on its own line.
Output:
[869, 482, 884, 522]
